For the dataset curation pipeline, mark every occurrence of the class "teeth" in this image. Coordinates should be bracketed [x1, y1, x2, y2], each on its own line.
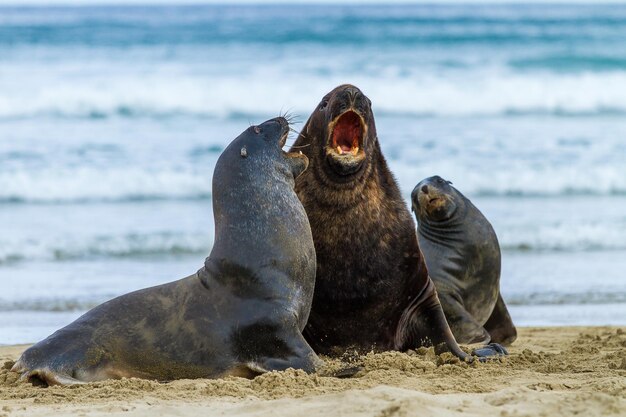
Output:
[299, 151, 303, 155]
[336, 146, 343, 154]
[352, 146, 359, 155]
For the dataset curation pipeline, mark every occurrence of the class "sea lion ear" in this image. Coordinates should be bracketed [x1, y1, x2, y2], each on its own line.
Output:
[447, 180, 453, 185]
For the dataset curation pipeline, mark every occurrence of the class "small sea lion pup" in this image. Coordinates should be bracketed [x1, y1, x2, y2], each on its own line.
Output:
[12, 117, 320, 386]
[290, 84, 505, 359]
[412, 176, 517, 346]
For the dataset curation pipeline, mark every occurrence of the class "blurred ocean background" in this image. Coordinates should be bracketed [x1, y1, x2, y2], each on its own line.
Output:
[1, 3, 625, 344]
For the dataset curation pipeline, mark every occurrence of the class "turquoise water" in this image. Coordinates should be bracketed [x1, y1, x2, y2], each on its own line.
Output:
[0, 4, 625, 344]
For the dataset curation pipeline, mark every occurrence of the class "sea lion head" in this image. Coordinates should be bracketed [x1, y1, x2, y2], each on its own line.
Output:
[218, 116, 309, 182]
[300, 84, 376, 181]
[411, 176, 461, 222]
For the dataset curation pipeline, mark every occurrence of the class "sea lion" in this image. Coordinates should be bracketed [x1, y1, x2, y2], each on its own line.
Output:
[411, 176, 517, 346]
[12, 117, 320, 386]
[290, 84, 505, 359]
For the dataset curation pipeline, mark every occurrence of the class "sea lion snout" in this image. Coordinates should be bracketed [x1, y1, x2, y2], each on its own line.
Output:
[321, 85, 373, 177]
[243, 117, 308, 179]
[253, 117, 290, 147]
[412, 176, 456, 221]
[343, 85, 361, 104]
[294, 84, 378, 181]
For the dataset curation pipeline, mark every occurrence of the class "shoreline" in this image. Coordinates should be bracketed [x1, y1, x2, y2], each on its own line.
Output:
[1, 326, 624, 416]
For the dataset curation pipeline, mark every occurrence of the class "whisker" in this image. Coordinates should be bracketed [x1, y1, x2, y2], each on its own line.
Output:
[297, 131, 311, 141]
[279, 109, 302, 126]
[287, 143, 312, 149]
[286, 113, 300, 122]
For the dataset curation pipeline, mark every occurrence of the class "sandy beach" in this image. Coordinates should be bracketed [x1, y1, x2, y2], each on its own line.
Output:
[0, 327, 624, 417]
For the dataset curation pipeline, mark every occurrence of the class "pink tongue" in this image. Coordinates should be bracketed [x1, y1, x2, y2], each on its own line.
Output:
[340, 144, 351, 152]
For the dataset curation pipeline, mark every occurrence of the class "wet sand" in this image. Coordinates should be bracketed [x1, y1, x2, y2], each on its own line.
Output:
[1, 327, 624, 417]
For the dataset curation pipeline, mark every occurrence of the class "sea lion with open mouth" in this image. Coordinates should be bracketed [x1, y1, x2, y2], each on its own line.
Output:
[12, 117, 320, 386]
[290, 84, 506, 359]
[412, 176, 517, 346]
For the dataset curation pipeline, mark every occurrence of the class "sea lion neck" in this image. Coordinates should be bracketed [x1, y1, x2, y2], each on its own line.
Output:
[296, 138, 382, 210]
[196, 125, 315, 305]
[418, 198, 469, 246]
[204, 170, 312, 292]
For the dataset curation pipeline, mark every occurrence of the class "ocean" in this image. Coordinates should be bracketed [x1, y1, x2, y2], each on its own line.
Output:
[0, 4, 625, 345]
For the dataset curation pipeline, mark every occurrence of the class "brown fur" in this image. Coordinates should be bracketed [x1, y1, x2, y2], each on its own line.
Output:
[290, 85, 468, 358]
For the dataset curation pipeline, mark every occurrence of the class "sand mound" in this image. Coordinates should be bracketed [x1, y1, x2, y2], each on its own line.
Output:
[0, 327, 624, 416]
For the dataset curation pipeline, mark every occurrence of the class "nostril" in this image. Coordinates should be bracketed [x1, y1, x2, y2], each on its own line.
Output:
[347, 87, 360, 101]
[421, 185, 429, 194]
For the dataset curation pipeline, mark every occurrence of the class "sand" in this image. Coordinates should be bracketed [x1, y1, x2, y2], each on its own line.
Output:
[0, 327, 624, 417]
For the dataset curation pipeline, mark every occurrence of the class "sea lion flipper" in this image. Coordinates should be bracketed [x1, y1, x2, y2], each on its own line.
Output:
[484, 293, 518, 346]
[396, 278, 470, 361]
[253, 332, 322, 374]
[472, 343, 508, 360]
[12, 359, 84, 387]
[437, 291, 491, 345]
[436, 292, 508, 359]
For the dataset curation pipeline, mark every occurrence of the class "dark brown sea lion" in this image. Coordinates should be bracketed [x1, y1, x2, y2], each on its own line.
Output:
[12, 117, 320, 385]
[290, 84, 505, 359]
[411, 176, 517, 346]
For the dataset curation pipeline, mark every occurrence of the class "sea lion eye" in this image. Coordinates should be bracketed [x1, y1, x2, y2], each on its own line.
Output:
[253, 126, 261, 134]
[437, 178, 445, 184]
[318, 100, 328, 111]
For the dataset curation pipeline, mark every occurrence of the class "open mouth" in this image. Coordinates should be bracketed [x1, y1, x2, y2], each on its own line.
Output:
[279, 128, 289, 148]
[280, 129, 305, 159]
[329, 110, 364, 156]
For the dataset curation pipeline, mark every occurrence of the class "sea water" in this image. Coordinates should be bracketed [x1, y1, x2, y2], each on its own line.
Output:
[0, 4, 625, 344]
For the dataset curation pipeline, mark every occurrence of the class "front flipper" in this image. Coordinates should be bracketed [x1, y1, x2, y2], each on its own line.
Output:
[395, 278, 470, 361]
[473, 343, 508, 359]
[436, 292, 508, 360]
[11, 359, 85, 387]
[234, 322, 322, 375]
[253, 342, 322, 374]
[437, 291, 491, 345]
[484, 293, 517, 346]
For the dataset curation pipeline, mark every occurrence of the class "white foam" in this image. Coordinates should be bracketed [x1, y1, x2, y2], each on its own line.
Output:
[3, 61, 626, 119]
[0, 167, 211, 202]
[498, 221, 626, 252]
[395, 161, 626, 197]
[0, 231, 210, 264]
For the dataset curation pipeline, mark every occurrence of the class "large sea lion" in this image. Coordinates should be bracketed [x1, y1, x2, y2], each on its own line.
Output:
[290, 84, 505, 359]
[12, 117, 320, 385]
[411, 176, 517, 346]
